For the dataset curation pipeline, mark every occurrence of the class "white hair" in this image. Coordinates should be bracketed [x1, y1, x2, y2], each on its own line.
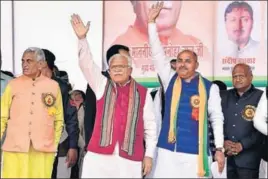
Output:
[23, 47, 45, 61]
[108, 53, 132, 67]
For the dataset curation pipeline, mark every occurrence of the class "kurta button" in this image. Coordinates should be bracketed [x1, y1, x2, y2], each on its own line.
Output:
[232, 136, 235, 139]
[236, 103, 238, 105]
[233, 124, 235, 127]
[235, 113, 237, 116]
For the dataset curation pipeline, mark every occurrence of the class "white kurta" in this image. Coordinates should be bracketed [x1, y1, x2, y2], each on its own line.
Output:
[226, 38, 260, 58]
[146, 88, 163, 178]
[77, 38, 157, 178]
[253, 92, 267, 178]
[148, 22, 224, 178]
[253, 91, 267, 136]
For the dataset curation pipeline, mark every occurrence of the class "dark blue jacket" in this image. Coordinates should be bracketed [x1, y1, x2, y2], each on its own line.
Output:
[222, 86, 263, 169]
[52, 76, 79, 150]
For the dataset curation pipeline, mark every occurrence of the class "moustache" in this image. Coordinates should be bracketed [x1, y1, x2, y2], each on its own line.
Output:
[234, 30, 244, 34]
[179, 67, 188, 71]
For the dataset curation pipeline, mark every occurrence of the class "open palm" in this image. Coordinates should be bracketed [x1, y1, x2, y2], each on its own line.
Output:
[71, 14, 90, 39]
[148, 1, 164, 22]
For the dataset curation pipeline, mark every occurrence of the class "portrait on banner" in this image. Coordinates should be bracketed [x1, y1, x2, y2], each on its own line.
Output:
[103, 1, 214, 87]
[214, 1, 267, 86]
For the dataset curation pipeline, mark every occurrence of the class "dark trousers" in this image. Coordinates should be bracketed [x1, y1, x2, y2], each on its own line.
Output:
[51, 152, 80, 179]
[227, 158, 259, 179]
[51, 156, 58, 179]
[70, 148, 80, 179]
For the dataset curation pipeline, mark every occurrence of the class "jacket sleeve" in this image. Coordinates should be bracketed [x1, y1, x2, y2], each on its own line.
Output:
[62, 83, 79, 149]
[54, 86, 64, 146]
[1, 84, 12, 141]
[84, 85, 96, 147]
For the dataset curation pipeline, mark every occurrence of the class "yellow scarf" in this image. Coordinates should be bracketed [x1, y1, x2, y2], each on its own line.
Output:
[168, 75, 209, 177]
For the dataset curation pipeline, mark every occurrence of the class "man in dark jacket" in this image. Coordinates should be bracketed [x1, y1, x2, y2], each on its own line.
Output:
[41, 49, 79, 179]
[222, 63, 263, 179]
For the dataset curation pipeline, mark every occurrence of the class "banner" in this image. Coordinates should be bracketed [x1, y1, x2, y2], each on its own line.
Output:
[103, 1, 267, 88]
[214, 1, 267, 87]
[103, 1, 215, 88]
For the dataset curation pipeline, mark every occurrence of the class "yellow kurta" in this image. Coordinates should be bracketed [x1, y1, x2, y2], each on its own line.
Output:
[1, 83, 64, 178]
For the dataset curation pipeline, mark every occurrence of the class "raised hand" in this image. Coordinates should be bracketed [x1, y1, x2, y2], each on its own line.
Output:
[148, 1, 164, 23]
[70, 14, 90, 39]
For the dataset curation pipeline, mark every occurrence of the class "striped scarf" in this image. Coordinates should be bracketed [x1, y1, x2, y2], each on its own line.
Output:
[99, 79, 140, 156]
[168, 75, 209, 177]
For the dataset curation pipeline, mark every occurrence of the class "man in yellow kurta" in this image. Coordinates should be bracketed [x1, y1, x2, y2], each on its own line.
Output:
[0, 47, 64, 178]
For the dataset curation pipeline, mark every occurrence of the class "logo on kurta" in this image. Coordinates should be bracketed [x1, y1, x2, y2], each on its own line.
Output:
[190, 95, 200, 108]
[42, 93, 56, 107]
[242, 105, 256, 121]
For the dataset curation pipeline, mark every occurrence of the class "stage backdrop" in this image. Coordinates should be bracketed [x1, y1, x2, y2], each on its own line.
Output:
[12, 1, 103, 92]
[1, 1, 267, 91]
[103, 1, 267, 88]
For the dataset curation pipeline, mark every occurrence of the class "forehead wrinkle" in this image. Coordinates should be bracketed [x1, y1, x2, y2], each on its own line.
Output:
[110, 57, 128, 65]
[233, 63, 252, 76]
[177, 50, 197, 62]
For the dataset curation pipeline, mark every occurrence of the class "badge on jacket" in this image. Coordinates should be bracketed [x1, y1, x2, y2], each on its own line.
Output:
[242, 105, 256, 121]
[42, 93, 56, 107]
[190, 95, 200, 121]
[42, 93, 56, 116]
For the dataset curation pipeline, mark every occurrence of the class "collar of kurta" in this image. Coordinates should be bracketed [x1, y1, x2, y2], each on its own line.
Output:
[22, 74, 45, 82]
[233, 84, 255, 98]
[112, 77, 131, 87]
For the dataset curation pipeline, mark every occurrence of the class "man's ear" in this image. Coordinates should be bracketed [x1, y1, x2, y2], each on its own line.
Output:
[195, 61, 199, 70]
[38, 60, 48, 71]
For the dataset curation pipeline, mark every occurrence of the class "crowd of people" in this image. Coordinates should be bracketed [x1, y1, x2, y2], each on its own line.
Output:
[1, 2, 267, 179]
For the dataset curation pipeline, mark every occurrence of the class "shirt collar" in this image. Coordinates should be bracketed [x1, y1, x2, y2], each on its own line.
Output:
[238, 37, 253, 52]
[181, 72, 199, 83]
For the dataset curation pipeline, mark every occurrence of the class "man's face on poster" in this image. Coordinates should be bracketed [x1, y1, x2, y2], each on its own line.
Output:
[132, 1, 182, 33]
[225, 7, 253, 45]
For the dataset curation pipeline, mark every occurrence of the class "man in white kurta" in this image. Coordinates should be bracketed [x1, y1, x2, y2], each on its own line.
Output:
[253, 90, 267, 178]
[147, 2, 225, 178]
[146, 88, 163, 178]
[71, 14, 157, 178]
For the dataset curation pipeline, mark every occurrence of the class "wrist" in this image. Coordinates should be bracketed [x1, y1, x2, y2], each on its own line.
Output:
[148, 19, 156, 23]
[78, 35, 87, 40]
[216, 147, 225, 153]
[144, 156, 153, 160]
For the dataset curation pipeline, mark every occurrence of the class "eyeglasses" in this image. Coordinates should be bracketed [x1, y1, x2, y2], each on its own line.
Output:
[109, 65, 130, 72]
